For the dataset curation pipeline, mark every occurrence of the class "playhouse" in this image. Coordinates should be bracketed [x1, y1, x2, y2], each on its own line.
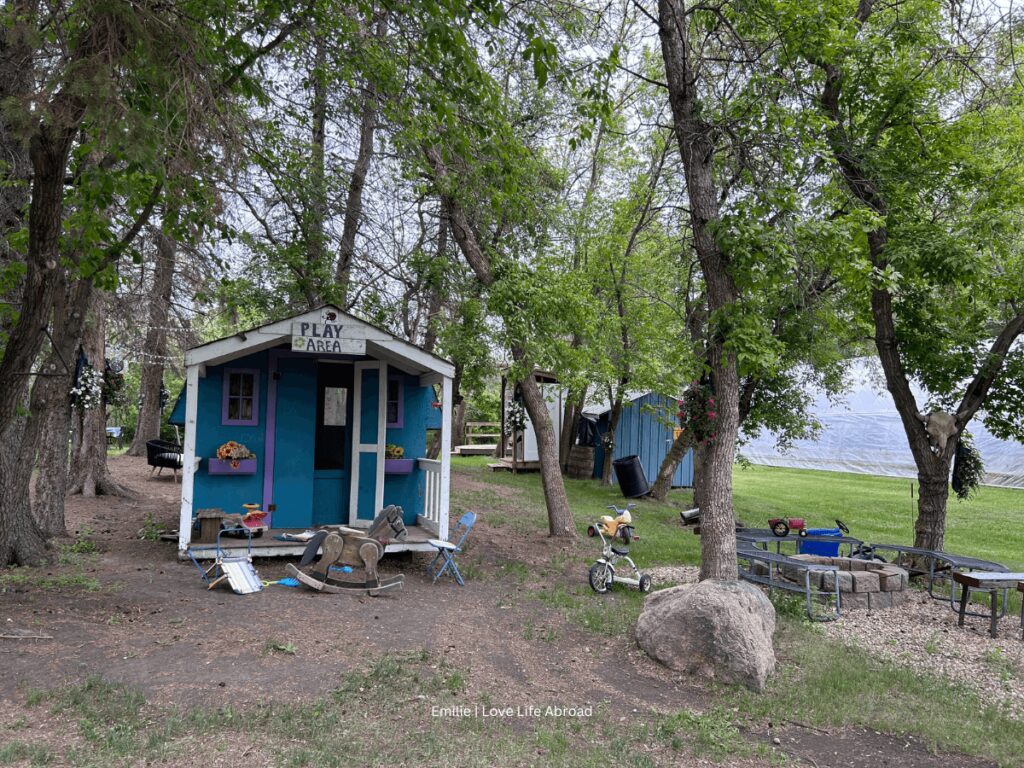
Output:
[176, 305, 454, 558]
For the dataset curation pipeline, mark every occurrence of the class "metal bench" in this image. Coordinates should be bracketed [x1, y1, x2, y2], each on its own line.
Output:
[737, 543, 842, 621]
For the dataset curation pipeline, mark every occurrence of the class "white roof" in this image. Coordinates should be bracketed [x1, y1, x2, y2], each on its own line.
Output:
[583, 390, 672, 416]
[184, 305, 454, 379]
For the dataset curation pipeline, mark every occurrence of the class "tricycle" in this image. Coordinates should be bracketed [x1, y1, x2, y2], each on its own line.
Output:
[586, 504, 652, 594]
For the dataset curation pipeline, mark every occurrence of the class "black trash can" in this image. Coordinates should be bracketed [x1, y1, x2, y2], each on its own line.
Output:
[612, 455, 650, 498]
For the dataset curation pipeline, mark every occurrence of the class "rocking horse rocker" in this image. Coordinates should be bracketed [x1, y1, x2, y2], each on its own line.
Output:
[286, 505, 408, 595]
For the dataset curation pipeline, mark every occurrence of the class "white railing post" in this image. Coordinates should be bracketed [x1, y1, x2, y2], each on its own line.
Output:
[417, 458, 442, 535]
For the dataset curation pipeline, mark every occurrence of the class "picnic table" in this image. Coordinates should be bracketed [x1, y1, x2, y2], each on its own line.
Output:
[951, 571, 1024, 639]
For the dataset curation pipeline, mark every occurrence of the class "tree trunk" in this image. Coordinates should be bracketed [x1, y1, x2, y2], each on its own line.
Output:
[915, 462, 951, 552]
[518, 369, 575, 536]
[452, 400, 467, 453]
[659, 0, 740, 580]
[425, 146, 574, 537]
[0, 412, 48, 565]
[68, 293, 132, 498]
[651, 429, 694, 501]
[31, 372, 72, 537]
[27, 276, 92, 537]
[691, 440, 708, 511]
[601, 393, 624, 485]
[127, 232, 176, 456]
[558, 392, 585, 471]
[335, 17, 385, 305]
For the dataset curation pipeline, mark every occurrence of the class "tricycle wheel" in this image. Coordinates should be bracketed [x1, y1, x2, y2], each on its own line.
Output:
[589, 563, 611, 594]
[638, 574, 652, 593]
[836, 519, 850, 535]
[771, 520, 789, 537]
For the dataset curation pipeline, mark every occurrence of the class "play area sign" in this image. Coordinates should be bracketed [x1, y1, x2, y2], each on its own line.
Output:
[291, 322, 366, 355]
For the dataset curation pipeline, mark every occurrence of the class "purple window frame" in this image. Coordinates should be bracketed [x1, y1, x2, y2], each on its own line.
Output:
[386, 376, 404, 428]
[221, 368, 260, 427]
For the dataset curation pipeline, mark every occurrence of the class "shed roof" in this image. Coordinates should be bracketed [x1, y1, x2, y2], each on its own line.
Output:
[184, 305, 454, 378]
[583, 390, 678, 417]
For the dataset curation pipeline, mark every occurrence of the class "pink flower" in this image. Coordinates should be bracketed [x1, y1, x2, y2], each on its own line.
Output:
[708, 412, 717, 420]
[708, 397, 715, 405]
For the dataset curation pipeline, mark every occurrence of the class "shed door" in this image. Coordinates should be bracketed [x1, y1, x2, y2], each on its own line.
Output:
[349, 361, 387, 525]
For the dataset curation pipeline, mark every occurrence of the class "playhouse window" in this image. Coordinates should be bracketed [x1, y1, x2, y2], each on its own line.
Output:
[222, 369, 259, 426]
[386, 377, 403, 428]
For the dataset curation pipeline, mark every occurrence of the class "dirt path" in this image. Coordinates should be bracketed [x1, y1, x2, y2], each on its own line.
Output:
[0, 456, 1003, 767]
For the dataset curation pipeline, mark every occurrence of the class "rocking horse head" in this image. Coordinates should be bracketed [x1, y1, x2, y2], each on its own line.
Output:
[367, 505, 408, 544]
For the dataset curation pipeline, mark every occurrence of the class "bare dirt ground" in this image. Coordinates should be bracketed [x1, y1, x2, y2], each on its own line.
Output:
[0, 456, 1003, 767]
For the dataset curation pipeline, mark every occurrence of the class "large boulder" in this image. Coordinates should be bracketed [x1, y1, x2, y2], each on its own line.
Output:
[635, 579, 776, 691]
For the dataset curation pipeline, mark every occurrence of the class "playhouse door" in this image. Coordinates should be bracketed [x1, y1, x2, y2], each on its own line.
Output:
[349, 361, 386, 525]
[311, 362, 353, 526]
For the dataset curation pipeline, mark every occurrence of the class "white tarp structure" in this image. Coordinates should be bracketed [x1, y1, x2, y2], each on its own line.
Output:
[742, 358, 1024, 489]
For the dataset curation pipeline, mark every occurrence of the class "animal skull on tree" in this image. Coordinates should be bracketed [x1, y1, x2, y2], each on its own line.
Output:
[915, 410, 958, 455]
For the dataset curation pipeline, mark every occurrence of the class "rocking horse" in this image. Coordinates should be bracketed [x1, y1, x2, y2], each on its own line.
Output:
[286, 505, 408, 595]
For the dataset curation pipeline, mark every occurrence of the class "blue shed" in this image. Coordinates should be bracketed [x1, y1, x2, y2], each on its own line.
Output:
[176, 305, 455, 558]
[585, 392, 693, 488]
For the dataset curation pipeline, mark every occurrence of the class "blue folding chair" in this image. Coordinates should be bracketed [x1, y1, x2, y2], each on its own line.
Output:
[426, 511, 477, 586]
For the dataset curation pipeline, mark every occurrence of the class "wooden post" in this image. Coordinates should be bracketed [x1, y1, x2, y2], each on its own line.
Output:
[440, 375, 452, 542]
[177, 364, 200, 553]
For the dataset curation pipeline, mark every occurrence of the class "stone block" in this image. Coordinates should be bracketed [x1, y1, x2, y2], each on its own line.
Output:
[845, 558, 867, 571]
[868, 591, 892, 610]
[877, 567, 908, 592]
[850, 571, 880, 593]
[841, 592, 869, 610]
[821, 570, 853, 593]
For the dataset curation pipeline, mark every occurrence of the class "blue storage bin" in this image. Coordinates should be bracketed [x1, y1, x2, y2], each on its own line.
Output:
[798, 527, 841, 557]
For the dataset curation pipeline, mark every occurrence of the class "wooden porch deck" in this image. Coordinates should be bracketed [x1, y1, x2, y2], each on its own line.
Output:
[182, 524, 438, 560]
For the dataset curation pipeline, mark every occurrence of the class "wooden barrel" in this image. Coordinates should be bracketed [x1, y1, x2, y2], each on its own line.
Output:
[566, 445, 595, 480]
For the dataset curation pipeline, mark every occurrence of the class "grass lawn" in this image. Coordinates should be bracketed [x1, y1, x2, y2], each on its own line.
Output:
[732, 465, 1024, 570]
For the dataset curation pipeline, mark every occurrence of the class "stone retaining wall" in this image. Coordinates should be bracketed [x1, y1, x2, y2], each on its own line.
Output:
[785, 555, 910, 610]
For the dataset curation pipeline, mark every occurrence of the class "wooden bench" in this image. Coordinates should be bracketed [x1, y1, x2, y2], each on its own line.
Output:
[737, 545, 842, 622]
[951, 571, 1024, 638]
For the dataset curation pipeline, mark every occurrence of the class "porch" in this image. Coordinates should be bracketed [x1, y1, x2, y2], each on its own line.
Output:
[183, 458, 446, 559]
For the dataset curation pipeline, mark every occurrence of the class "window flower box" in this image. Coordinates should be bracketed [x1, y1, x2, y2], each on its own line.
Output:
[384, 458, 415, 475]
[208, 458, 257, 475]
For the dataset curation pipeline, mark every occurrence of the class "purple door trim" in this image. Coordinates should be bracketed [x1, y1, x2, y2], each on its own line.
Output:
[262, 350, 280, 524]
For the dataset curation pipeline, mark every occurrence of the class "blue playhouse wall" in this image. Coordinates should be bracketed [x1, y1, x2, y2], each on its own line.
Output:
[592, 393, 694, 487]
[191, 352, 434, 529]
[192, 351, 269, 517]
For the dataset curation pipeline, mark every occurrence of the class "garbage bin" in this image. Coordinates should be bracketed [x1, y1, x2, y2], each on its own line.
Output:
[612, 455, 650, 498]
[798, 527, 842, 557]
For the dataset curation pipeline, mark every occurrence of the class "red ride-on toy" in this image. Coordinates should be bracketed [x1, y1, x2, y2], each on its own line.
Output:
[767, 517, 850, 538]
[768, 517, 806, 537]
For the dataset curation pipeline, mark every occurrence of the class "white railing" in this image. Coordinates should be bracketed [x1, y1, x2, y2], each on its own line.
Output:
[418, 458, 442, 535]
